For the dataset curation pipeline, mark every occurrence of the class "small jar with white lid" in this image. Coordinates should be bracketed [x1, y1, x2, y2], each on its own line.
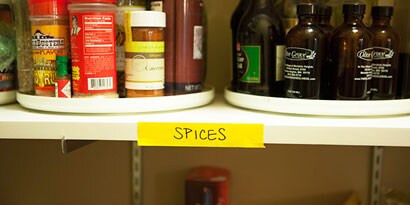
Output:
[124, 11, 166, 97]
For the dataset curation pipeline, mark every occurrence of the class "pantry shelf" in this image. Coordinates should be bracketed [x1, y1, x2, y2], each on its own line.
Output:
[0, 95, 409, 147]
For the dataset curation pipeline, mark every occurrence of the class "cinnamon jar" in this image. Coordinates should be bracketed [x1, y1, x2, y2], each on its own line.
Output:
[124, 11, 166, 97]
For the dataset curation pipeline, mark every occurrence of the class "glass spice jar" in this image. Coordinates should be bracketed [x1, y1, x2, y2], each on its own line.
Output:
[124, 11, 166, 97]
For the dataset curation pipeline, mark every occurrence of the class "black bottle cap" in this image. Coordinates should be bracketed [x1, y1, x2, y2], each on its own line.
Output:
[318, 5, 332, 17]
[372, 6, 394, 17]
[343, 3, 366, 16]
[297, 3, 318, 15]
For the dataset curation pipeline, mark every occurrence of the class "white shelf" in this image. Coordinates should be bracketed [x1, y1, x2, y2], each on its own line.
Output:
[0, 95, 410, 147]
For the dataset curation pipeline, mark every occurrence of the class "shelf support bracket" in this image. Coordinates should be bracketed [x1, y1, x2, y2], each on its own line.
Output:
[371, 146, 384, 205]
[61, 136, 96, 154]
[132, 143, 142, 205]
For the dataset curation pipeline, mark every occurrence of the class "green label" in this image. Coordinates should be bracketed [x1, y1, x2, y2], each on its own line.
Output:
[239, 46, 261, 83]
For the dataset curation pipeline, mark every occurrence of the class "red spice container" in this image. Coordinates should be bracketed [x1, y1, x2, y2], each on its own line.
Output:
[185, 166, 230, 205]
[29, 0, 69, 97]
[68, 0, 118, 98]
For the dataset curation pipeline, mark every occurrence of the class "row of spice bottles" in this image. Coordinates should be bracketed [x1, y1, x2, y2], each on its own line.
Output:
[231, 0, 410, 100]
[11, 0, 205, 98]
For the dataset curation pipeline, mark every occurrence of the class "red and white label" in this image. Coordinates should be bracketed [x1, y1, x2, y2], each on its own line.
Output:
[70, 12, 117, 95]
[56, 79, 71, 98]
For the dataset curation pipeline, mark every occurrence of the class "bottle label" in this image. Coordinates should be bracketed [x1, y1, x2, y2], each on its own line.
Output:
[276, 45, 285, 81]
[284, 47, 317, 81]
[285, 47, 317, 61]
[125, 41, 165, 90]
[32, 24, 69, 96]
[193, 26, 203, 60]
[151, 1, 163, 11]
[70, 12, 117, 95]
[372, 47, 394, 79]
[238, 46, 261, 83]
[55, 79, 71, 98]
[357, 48, 373, 61]
[355, 48, 373, 81]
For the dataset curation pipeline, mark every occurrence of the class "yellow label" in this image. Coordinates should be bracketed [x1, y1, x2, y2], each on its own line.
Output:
[138, 122, 265, 148]
[125, 41, 165, 53]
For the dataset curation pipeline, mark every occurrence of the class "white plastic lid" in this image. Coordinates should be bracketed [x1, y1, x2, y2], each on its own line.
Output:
[130, 11, 166, 28]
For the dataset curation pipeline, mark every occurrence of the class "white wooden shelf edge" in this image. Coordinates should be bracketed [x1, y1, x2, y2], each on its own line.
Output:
[0, 94, 409, 147]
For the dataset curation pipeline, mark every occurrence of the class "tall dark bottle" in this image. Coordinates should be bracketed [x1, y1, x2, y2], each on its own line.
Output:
[284, 3, 326, 99]
[369, 6, 400, 100]
[236, 0, 286, 96]
[318, 5, 334, 35]
[231, 0, 250, 91]
[330, 3, 373, 100]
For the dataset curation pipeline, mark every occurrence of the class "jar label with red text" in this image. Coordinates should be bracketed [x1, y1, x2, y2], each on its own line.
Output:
[125, 41, 165, 90]
[32, 25, 69, 96]
[70, 12, 117, 94]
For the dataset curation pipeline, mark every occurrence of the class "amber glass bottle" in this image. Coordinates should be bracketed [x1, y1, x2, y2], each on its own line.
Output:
[318, 5, 334, 99]
[318, 5, 334, 35]
[330, 3, 373, 100]
[284, 3, 326, 99]
[230, 0, 249, 91]
[236, 0, 286, 97]
[369, 6, 400, 100]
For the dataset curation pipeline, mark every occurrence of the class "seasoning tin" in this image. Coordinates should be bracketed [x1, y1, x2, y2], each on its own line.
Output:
[124, 11, 166, 97]
[0, 0, 16, 91]
[68, 0, 118, 98]
[29, 0, 69, 97]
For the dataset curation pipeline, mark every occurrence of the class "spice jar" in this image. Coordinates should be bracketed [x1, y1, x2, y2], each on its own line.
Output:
[12, 0, 35, 95]
[29, 0, 69, 97]
[115, 1, 145, 98]
[124, 11, 166, 97]
[68, 0, 118, 98]
[0, 0, 16, 92]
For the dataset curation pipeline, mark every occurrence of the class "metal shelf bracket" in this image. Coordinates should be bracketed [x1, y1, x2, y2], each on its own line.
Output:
[61, 136, 96, 154]
[371, 146, 384, 205]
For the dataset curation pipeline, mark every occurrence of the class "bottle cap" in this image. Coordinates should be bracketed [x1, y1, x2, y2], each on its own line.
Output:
[297, 3, 318, 15]
[56, 55, 69, 76]
[130, 11, 166, 28]
[372, 6, 394, 17]
[318, 5, 332, 17]
[343, 3, 366, 16]
[29, 0, 68, 16]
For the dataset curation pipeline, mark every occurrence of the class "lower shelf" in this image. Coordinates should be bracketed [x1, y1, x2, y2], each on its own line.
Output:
[17, 87, 215, 114]
[224, 88, 410, 116]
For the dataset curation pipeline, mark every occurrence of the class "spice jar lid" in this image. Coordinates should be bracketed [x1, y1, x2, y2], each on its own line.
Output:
[130, 11, 166, 28]
[29, 0, 68, 16]
[297, 3, 318, 15]
[343, 3, 366, 16]
[372, 6, 394, 17]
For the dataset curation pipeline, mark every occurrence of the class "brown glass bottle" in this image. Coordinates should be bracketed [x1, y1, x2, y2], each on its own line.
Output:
[230, 0, 249, 91]
[369, 6, 400, 100]
[236, 0, 286, 97]
[318, 5, 334, 35]
[284, 3, 326, 99]
[329, 3, 373, 100]
[318, 5, 334, 99]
